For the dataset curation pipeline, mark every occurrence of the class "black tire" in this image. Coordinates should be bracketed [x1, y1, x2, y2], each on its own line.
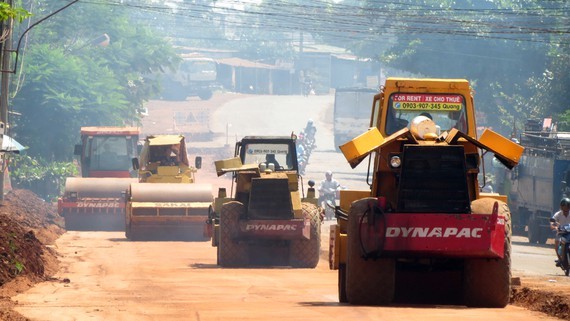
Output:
[126, 223, 145, 241]
[338, 263, 347, 303]
[125, 223, 131, 240]
[527, 216, 539, 244]
[513, 207, 529, 236]
[127, 227, 142, 241]
[289, 203, 321, 268]
[537, 227, 549, 245]
[63, 215, 80, 231]
[65, 213, 124, 231]
[562, 244, 570, 276]
[345, 198, 395, 305]
[219, 201, 248, 267]
[198, 89, 213, 100]
[464, 198, 511, 307]
[162, 82, 187, 101]
[216, 244, 220, 266]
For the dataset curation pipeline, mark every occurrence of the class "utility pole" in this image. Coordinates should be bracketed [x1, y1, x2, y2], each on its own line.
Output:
[0, 0, 14, 204]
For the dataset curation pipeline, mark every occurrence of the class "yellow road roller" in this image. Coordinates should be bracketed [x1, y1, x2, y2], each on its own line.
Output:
[125, 134, 213, 241]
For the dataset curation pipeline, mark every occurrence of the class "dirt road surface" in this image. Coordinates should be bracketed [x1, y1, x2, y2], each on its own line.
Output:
[13, 229, 560, 321]
[9, 92, 570, 320]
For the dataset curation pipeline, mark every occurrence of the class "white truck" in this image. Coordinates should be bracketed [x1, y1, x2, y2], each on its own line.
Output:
[333, 87, 377, 150]
[161, 54, 218, 101]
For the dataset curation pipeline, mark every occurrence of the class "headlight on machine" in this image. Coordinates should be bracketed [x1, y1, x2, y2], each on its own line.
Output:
[390, 155, 401, 168]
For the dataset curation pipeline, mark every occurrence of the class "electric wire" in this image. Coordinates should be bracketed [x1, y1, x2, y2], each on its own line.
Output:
[62, 0, 569, 45]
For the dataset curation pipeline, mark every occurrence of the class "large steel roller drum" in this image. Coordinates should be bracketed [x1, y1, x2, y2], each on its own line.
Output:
[65, 177, 138, 198]
[129, 183, 213, 203]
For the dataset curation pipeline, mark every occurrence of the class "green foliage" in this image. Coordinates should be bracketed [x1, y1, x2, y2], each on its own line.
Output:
[8, 154, 78, 201]
[10, 1, 179, 162]
[0, 2, 31, 23]
[8, 234, 25, 275]
[229, 2, 296, 61]
[337, 0, 568, 136]
[13, 260, 24, 275]
[11, 44, 125, 161]
[559, 110, 570, 131]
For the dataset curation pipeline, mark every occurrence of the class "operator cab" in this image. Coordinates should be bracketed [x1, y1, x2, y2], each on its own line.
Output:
[238, 136, 299, 173]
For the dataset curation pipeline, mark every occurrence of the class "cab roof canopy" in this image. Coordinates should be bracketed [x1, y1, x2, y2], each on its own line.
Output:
[80, 126, 140, 136]
[147, 135, 185, 146]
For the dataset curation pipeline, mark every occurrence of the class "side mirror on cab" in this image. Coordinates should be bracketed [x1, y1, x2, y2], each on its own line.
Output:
[74, 144, 82, 156]
[195, 156, 202, 169]
[132, 158, 140, 170]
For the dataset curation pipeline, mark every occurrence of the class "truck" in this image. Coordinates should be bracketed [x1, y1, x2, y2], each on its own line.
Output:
[329, 78, 523, 307]
[58, 126, 140, 231]
[125, 134, 213, 241]
[206, 135, 321, 267]
[161, 54, 217, 101]
[497, 118, 570, 244]
[333, 87, 377, 151]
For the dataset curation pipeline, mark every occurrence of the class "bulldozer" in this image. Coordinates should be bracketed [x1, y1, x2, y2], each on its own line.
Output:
[329, 78, 524, 307]
[58, 126, 140, 231]
[206, 135, 321, 267]
[125, 134, 213, 241]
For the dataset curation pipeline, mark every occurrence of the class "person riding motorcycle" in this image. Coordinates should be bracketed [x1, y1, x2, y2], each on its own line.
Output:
[304, 120, 317, 143]
[296, 137, 307, 175]
[551, 197, 570, 267]
[318, 171, 340, 220]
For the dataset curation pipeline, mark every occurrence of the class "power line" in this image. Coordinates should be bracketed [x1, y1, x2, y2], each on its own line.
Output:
[54, 0, 570, 45]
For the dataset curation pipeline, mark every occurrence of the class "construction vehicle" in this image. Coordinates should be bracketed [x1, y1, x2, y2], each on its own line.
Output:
[206, 135, 321, 267]
[125, 134, 213, 241]
[333, 87, 377, 151]
[161, 54, 217, 101]
[329, 78, 523, 307]
[495, 118, 570, 244]
[58, 126, 140, 231]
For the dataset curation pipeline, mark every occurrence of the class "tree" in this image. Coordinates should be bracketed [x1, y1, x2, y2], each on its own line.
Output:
[10, 1, 179, 161]
[0, 2, 31, 23]
[324, 0, 564, 136]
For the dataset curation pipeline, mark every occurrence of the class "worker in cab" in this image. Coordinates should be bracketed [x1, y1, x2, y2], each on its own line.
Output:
[159, 145, 180, 166]
[264, 153, 281, 170]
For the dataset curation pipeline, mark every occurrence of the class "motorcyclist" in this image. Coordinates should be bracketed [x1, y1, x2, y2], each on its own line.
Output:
[296, 137, 307, 175]
[302, 120, 317, 154]
[302, 78, 313, 96]
[304, 120, 317, 142]
[551, 197, 570, 266]
[318, 171, 341, 220]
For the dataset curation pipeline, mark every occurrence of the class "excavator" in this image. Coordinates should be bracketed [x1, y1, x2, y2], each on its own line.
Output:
[58, 126, 140, 231]
[125, 134, 213, 241]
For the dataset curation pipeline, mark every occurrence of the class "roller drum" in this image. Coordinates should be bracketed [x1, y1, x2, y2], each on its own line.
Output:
[65, 177, 138, 198]
[129, 183, 213, 203]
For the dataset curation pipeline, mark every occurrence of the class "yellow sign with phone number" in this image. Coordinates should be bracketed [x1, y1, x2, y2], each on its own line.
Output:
[392, 94, 464, 111]
[393, 101, 462, 111]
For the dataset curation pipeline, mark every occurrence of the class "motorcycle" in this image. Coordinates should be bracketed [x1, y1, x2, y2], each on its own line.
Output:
[321, 191, 336, 221]
[551, 218, 570, 276]
[319, 186, 345, 221]
[297, 153, 308, 175]
[302, 81, 314, 97]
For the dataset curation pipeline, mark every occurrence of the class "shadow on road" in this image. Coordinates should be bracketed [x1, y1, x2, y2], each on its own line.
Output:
[513, 240, 552, 249]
